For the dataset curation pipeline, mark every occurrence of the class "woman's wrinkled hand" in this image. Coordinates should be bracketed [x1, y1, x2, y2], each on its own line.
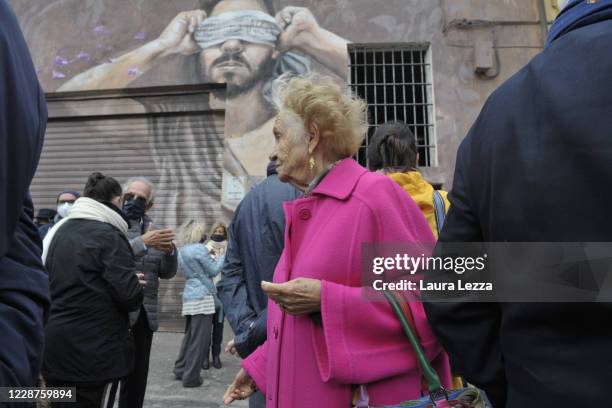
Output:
[261, 278, 321, 315]
[223, 368, 256, 404]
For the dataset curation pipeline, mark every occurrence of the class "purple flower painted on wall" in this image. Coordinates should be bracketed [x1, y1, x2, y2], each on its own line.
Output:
[52, 70, 66, 79]
[93, 25, 107, 34]
[76, 51, 90, 61]
[127, 68, 143, 76]
[134, 31, 146, 40]
[55, 56, 69, 66]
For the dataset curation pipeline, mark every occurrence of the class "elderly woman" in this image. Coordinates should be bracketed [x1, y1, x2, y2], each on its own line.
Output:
[224, 76, 451, 407]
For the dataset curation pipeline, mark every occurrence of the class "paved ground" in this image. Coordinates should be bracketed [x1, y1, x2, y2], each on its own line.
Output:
[143, 324, 248, 408]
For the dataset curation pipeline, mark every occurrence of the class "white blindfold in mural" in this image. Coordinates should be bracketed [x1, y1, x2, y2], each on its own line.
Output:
[194, 10, 310, 101]
[195, 10, 281, 48]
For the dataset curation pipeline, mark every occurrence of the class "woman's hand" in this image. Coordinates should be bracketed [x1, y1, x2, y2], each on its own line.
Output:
[261, 278, 321, 315]
[223, 368, 256, 404]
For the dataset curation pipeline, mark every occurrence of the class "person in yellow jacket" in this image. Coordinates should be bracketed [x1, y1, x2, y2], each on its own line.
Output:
[366, 121, 465, 391]
[366, 121, 450, 238]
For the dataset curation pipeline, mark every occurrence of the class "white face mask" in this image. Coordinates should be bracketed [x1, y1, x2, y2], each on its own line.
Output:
[57, 202, 73, 218]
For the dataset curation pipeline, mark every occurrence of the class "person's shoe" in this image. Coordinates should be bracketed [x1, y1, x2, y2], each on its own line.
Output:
[212, 355, 222, 369]
[182, 378, 203, 388]
[202, 356, 210, 370]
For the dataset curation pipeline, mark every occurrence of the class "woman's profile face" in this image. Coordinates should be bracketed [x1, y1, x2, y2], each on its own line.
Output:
[270, 113, 310, 190]
[111, 195, 123, 209]
[214, 226, 226, 237]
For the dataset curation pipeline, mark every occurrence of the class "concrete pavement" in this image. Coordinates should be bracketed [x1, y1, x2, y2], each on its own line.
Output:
[143, 325, 248, 408]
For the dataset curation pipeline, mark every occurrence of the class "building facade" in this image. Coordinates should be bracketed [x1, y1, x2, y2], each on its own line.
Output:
[13, 0, 560, 330]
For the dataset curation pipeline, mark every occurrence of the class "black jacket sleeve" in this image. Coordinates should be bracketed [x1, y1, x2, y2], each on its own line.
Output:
[423, 108, 507, 406]
[100, 231, 143, 313]
[158, 249, 178, 279]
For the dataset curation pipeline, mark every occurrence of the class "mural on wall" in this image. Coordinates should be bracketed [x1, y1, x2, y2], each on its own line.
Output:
[18, 0, 525, 227]
[18, 0, 367, 224]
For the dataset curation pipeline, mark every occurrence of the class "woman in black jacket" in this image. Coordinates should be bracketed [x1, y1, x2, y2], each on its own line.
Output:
[42, 173, 143, 408]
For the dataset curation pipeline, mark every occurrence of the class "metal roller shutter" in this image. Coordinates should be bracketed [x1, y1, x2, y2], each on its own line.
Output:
[32, 84, 226, 331]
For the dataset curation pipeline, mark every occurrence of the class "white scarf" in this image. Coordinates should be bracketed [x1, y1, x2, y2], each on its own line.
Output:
[42, 197, 128, 263]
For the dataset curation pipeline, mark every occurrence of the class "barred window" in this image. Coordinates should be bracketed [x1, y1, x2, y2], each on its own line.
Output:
[348, 43, 437, 167]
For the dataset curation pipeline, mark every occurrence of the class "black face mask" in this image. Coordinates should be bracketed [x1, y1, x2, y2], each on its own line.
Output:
[122, 196, 147, 220]
[210, 234, 226, 243]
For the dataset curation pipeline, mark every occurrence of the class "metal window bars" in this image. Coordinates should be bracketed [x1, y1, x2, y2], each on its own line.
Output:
[348, 43, 437, 168]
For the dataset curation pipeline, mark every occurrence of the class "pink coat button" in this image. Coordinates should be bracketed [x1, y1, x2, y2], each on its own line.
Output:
[298, 208, 311, 220]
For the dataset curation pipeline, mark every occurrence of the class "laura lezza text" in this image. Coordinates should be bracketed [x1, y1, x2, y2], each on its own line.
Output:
[372, 279, 493, 291]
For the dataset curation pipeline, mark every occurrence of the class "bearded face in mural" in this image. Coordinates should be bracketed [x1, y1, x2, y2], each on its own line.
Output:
[195, 7, 280, 99]
[57, 0, 350, 223]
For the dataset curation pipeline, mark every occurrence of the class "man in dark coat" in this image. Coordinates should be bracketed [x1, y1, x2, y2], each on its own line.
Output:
[119, 177, 177, 408]
[34, 208, 57, 228]
[423, 1, 612, 407]
[0, 0, 49, 390]
[218, 161, 299, 408]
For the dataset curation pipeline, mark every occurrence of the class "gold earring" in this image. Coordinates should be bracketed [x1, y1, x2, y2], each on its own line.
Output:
[309, 157, 316, 170]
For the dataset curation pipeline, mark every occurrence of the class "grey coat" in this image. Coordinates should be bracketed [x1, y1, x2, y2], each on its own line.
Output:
[127, 215, 177, 331]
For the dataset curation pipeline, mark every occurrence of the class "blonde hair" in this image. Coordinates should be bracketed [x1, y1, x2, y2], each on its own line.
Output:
[272, 74, 368, 159]
[178, 219, 207, 246]
[208, 221, 228, 239]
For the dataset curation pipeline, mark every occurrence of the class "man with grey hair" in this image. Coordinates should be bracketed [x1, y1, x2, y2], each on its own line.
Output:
[119, 176, 177, 408]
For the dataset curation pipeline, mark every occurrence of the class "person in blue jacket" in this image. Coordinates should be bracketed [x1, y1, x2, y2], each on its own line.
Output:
[217, 161, 299, 408]
[0, 0, 49, 392]
[174, 219, 225, 388]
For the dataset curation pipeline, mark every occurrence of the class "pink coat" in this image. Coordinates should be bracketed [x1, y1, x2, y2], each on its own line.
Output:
[243, 159, 451, 407]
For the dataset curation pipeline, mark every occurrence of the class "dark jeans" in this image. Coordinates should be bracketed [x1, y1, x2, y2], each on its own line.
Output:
[119, 309, 153, 408]
[174, 314, 213, 387]
[47, 380, 119, 408]
[211, 306, 224, 357]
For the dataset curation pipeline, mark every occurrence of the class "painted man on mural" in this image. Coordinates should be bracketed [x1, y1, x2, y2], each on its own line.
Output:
[59, 0, 349, 220]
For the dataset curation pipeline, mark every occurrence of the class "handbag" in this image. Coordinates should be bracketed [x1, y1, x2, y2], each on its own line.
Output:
[354, 290, 486, 408]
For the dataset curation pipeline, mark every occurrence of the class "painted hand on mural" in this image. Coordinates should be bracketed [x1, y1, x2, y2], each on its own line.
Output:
[155, 10, 207, 57]
[276, 6, 349, 79]
[275, 7, 320, 53]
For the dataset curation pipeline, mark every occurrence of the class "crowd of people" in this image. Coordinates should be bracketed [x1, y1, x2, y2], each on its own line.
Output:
[3, 0, 612, 407]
